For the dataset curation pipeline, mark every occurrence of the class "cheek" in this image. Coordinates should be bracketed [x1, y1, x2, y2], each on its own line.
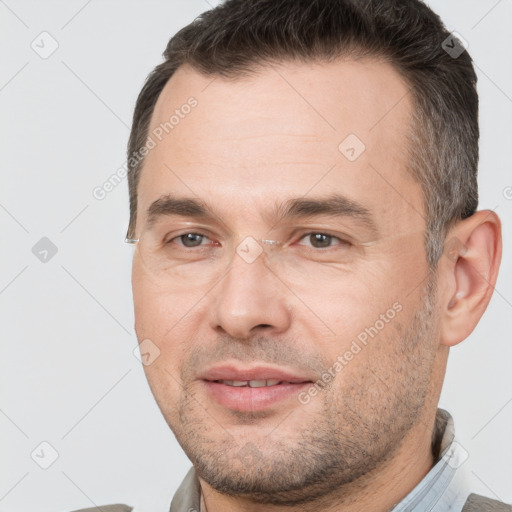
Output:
[308, 268, 411, 374]
[132, 270, 161, 339]
[310, 267, 394, 333]
[132, 265, 207, 374]
[132, 261, 197, 337]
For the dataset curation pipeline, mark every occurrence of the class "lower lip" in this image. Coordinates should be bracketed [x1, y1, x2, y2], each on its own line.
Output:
[203, 380, 311, 412]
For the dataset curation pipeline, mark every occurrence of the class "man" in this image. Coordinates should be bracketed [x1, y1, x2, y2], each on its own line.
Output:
[75, 0, 508, 510]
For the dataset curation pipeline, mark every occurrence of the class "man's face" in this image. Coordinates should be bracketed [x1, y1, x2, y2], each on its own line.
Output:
[131, 59, 442, 504]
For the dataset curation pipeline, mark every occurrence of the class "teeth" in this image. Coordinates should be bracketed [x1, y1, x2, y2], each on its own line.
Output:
[222, 380, 248, 387]
[248, 380, 267, 388]
[218, 379, 283, 387]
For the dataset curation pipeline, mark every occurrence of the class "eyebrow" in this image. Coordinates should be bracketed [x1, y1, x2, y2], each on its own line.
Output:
[145, 194, 378, 234]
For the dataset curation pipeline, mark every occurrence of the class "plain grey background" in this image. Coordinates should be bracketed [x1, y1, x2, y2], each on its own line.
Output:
[0, 1, 511, 510]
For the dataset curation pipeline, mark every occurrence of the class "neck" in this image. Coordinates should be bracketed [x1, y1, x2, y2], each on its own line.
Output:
[199, 410, 438, 512]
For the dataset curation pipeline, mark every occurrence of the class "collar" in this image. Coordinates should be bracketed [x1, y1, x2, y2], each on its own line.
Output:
[390, 408, 471, 511]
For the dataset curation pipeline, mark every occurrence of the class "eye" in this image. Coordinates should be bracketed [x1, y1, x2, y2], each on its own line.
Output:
[297, 232, 350, 249]
[169, 232, 215, 248]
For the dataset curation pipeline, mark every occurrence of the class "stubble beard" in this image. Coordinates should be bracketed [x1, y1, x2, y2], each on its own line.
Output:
[166, 279, 439, 506]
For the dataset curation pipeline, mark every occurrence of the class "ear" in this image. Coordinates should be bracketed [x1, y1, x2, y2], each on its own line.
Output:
[438, 210, 502, 347]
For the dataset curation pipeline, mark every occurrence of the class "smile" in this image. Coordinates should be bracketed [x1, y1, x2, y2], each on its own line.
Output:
[215, 379, 286, 387]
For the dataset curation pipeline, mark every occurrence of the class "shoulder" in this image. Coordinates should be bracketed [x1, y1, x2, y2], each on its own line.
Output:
[69, 505, 133, 512]
[462, 493, 512, 512]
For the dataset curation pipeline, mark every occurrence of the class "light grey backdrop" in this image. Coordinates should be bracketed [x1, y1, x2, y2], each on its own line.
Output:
[1, 1, 511, 511]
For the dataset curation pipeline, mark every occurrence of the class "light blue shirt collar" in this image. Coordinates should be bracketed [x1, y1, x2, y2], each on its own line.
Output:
[390, 409, 471, 512]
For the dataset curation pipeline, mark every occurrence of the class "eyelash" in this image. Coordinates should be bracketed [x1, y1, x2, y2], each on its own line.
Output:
[165, 231, 352, 250]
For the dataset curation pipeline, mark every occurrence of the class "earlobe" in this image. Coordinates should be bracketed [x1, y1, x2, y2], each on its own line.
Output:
[439, 210, 502, 347]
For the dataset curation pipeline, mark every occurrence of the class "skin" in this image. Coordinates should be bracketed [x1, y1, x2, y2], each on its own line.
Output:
[131, 59, 502, 512]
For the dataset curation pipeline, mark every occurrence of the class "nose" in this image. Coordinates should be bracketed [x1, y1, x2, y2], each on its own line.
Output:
[211, 249, 292, 340]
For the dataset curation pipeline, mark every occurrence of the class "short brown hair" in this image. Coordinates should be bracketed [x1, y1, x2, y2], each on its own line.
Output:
[126, 0, 479, 268]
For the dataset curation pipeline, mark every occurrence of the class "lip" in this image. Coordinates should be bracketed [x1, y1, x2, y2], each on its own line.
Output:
[199, 363, 313, 412]
[200, 364, 313, 383]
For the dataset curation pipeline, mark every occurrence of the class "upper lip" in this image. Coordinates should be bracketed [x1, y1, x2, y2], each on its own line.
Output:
[199, 363, 314, 383]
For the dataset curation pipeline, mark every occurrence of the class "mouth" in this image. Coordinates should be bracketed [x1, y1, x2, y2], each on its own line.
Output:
[200, 364, 314, 412]
[214, 379, 294, 387]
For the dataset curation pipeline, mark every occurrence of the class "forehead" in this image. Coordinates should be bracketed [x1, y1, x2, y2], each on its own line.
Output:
[138, 58, 424, 235]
